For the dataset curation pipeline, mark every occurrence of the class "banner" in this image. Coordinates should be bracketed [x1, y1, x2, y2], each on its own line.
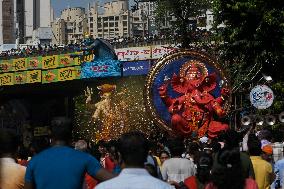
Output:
[116, 46, 152, 61]
[42, 66, 81, 83]
[42, 69, 58, 83]
[0, 73, 14, 86]
[27, 70, 41, 84]
[13, 58, 27, 71]
[14, 71, 27, 85]
[151, 45, 177, 59]
[123, 61, 151, 76]
[42, 55, 59, 69]
[81, 60, 121, 78]
[0, 59, 12, 73]
[27, 56, 42, 70]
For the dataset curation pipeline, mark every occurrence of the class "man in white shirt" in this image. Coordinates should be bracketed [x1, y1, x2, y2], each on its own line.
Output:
[0, 130, 26, 189]
[161, 139, 196, 183]
[96, 132, 172, 189]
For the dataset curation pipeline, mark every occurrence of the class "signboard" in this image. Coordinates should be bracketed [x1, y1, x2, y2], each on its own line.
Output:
[250, 85, 274, 109]
[0, 73, 14, 86]
[123, 61, 151, 76]
[115, 45, 178, 61]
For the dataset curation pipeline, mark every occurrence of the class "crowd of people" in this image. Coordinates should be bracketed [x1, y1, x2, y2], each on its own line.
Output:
[0, 29, 213, 61]
[1, 118, 284, 189]
[0, 44, 80, 60]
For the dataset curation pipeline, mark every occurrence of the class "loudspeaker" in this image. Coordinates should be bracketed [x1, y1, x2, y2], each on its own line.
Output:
[241, 116, 251, 126]
[265, 115, 276, 126]
[279, 112, 284, 123]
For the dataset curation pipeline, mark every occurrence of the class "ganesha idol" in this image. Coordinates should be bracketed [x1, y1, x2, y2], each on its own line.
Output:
[158, 60, 230, 138]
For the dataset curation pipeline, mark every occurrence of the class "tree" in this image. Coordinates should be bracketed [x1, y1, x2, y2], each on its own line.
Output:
[143, 0, 211, 48]
[213, 0, 284, 89]
[213, 0, 284, 132]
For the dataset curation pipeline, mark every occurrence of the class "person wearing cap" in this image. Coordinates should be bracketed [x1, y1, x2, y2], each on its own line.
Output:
[262, 144, 273, 163]
[248, 134, 274, 189]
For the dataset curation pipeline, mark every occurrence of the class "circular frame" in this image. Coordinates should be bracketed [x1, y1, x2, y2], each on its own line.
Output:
[144, 50, 231, 135]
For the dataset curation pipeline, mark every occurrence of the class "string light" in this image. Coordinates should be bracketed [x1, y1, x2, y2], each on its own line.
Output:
[73, 76, 157, 141]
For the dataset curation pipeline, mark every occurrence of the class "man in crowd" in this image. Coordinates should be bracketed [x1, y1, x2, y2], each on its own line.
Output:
[96, 131, 172, 189]
[161, 138, 196, 185]
[24, 117, 114, 189]
[272, 145, 284, 189]
[0, 130, 26, 189]
[248, 134, 274, 189]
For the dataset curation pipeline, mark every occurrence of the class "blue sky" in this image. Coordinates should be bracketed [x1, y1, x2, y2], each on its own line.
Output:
[51, 0, 133, 18]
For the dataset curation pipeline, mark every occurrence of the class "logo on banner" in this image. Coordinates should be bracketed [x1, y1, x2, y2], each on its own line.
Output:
[13, 58, 27, 71]
[42, 55, 58, 69]
[14, 72, 27, 84]
[0, 73, 14, 86]
[0, 60, 12, 72]
[27, 70, 41, 83]
[250, 85, 274, 109]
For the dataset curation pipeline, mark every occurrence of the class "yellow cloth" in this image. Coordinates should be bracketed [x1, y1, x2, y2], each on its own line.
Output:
[0, 158, 26, 189]
[153, 156, 161, 167]
[250, 156, 272, 189]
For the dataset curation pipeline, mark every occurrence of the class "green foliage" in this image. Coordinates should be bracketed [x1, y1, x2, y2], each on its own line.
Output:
[213, 0, 284, 88]
[154, 0, 211, 47]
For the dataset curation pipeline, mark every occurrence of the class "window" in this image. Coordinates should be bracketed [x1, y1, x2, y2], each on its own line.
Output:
[98, 23, 102, 28]
[103, 22, 108, 27]
[90, 23, 93, 28]
[115, 22, 118, 27]
[90, 17, 93, 22]
[123, 15, 127, 20]
[115, 16, 119, 20]
[123, 21, 127, 27]
[109, 16, 114, 21]
[109, 22, 114, 27]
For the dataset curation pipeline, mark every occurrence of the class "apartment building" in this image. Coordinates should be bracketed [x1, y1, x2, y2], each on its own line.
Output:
[56, 7, 88, 44]
[88, 0, 131, 39]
